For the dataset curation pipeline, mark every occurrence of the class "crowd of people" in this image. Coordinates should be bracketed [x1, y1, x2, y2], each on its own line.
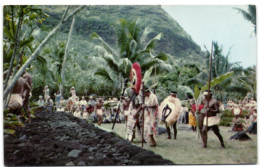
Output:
[37, 85, 257, 148]
[37, 86, 126, 125]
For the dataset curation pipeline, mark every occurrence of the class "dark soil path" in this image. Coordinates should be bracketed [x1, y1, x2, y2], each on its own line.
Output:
[4, 110, 173, 166]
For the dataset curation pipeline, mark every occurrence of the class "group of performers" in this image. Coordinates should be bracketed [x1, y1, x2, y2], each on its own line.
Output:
[120, 63, 226, 148]
[6, 63, 257, 149]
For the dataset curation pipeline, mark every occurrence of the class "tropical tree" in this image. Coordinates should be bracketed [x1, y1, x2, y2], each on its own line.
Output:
[91, 19, 172, 96]
[3, 5, 84, 109]
[225, 65, 256, 101]
[184, 42, 236, 101]
[234, 5, 256, 35]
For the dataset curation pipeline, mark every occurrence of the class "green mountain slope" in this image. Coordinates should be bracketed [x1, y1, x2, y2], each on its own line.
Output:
[42, 5, 201, 59]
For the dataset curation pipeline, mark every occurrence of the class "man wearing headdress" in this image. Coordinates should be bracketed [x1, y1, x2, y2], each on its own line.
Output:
[126, 63, 143, 142]
[201, 91, 225, 148]
[126, 88, 143, 142]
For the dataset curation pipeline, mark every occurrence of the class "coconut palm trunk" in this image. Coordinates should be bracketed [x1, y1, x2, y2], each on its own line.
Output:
[60, 16, 76, 95]
[3, 6, 84, 109]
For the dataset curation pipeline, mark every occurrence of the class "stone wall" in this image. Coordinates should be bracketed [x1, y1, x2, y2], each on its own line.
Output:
[4, 110, 173, 165]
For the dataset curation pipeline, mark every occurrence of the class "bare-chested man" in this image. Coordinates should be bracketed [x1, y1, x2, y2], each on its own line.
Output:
[7, 71, 31, 122]
[95, 98, 104, 126]
[22, 70, 32, 122]
[121, 96, 130, 126]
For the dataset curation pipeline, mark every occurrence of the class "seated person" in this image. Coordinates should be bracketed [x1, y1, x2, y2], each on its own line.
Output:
[37, 95, 45, 111]
[80, 96, 88, 112]
[243, 115, 251, 130]
[45, 96, 54, 112]
[74, 97, 80, 113]
[82, 110, 89, 120]
[59, 97, 66, 108]
[103, 110, 112, 123]
[232, 115, 243, 131]
[247, 109, 257, 134]
[57, 105, 64, 112]
[73, 108, 81, 118]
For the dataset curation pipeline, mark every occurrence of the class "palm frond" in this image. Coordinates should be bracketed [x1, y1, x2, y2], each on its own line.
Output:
[119, 58, 132, 78]
[142, 32, 162, 52]
[140, 27, 153, 47]
[155, 53, 168, 61]
[143, 66, 153, 85]
[91, 32, 117, 57]
[94, 68, 114, 83]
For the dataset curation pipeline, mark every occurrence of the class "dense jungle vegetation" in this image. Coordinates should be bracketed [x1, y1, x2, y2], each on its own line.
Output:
[3, 5, 256, 105]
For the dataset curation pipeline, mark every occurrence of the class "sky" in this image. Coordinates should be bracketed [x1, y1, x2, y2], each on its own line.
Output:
[162, 5, 256, 68]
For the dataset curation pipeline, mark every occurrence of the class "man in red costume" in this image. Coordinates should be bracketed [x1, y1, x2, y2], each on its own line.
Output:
[126, 63, 143, 142]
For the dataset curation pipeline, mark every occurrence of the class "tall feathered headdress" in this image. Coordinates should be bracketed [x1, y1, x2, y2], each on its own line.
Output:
[130, 63, 142, 94]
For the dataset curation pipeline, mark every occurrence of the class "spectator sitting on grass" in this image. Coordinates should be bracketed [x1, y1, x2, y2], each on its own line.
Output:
[243, 115, 251, 130]
[37, 95, 45, 111]
[45, 96, 54, 112]
[57, 105, 64, 112]
[247, 109, 257, 134]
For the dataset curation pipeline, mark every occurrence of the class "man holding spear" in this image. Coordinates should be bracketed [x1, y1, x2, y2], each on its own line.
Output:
[201, 91, 225, 148]
[200, 42, 225, 148]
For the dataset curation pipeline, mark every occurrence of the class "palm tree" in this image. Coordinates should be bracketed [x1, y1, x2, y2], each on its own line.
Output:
[184, 42, 235, 101]
[91, 19, 172, 95]
[226, 65, 256, 100]
[234, 5, 256, 34]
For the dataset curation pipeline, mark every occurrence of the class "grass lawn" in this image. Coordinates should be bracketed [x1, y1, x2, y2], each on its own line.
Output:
[96, 122, 257, 165]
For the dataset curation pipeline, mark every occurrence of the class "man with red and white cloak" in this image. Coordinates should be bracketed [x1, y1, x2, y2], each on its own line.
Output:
[126, 63, 143, 142]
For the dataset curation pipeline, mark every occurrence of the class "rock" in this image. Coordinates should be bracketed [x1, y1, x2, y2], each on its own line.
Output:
[65, 161, 75, 166]
[68, 149, 82, 158]
[19, 135, 26, 140]
[13, 150, 19, 155]
[95, 152, 104, 158]
[87, 147, 97, 152]
[17, 143, 25, 147]
[87, 156, 94, 161]
[77, 161, 86, 166]
[60, 135, 70, 141]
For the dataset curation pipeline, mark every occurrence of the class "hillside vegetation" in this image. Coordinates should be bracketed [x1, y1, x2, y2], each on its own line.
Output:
[42, 5, 202, 60]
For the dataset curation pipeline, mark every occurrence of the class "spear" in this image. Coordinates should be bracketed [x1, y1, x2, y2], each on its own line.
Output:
[205, 41, 214, 147]
[112, 78, 128, 130]
[141, 82, 145, 147]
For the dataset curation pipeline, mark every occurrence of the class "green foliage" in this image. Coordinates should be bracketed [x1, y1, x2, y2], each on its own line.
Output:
[234, 5, 256, 34]
[201, 71, 234, 92]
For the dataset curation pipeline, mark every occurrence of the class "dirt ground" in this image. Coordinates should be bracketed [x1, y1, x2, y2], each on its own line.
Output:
[99, 122, 257, 165]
